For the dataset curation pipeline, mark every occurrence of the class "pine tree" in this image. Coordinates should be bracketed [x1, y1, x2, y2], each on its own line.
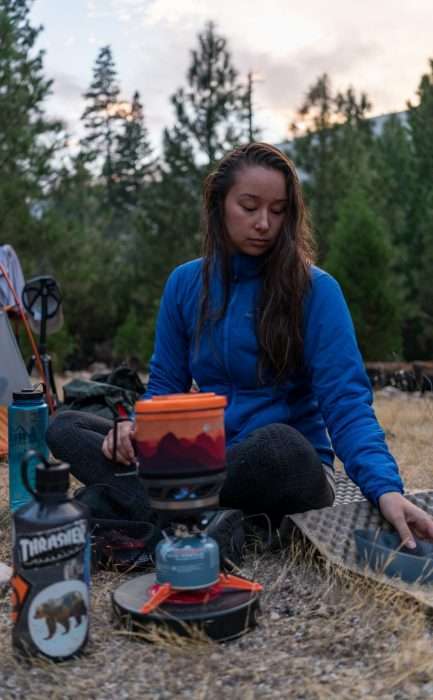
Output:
[405, 59, 433, 357]
[80, 45, 123, 199]
[408, 59, 433, 185]
[0, 0, 63, 260]
[114, 91, 157, 209]
[375, 114, 414, 254]
[325, 181, 402, 360]
[290, 75, 373, 259]
[373, 115, 414, 335]
[244, 71, 261, 143]
[164, 21, 252, 169]
[148, 21, 257, 304]
[42, 162, 122, 365]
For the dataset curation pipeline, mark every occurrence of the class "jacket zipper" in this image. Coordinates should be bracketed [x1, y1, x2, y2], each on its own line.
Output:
[223, 277, 240, 382]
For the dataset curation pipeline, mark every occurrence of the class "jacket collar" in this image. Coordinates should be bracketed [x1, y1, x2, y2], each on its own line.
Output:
[229, 252, 267, 280]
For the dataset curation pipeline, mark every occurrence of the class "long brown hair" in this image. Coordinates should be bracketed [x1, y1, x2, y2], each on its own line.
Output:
[196, 142, 316, 383]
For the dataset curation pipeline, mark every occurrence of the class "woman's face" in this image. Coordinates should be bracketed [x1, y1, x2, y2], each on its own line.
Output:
[223, 165, 288, 256]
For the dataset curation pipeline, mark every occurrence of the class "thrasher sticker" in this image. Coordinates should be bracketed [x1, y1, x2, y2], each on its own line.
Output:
[17, 520, 87, 567]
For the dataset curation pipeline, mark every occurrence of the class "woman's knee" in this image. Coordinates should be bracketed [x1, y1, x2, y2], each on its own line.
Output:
[46, 409, 112, 454]
[46, 410, 81, 450]
[240, 423, 321, 474]
[46, 410, 113, 448]
[251, 423, 334, 511]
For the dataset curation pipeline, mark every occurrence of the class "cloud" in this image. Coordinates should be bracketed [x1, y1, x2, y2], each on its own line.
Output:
[238, 38, 380, 112]
[42, 73, 85, 136]
[86, 0, 159, 23]
[50, 72, 85, 104]
[122, 9, 398, 144]
[35, 0, 433, 152]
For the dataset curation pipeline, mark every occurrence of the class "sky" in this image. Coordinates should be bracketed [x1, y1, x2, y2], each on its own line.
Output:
[30, 0, 433, 155]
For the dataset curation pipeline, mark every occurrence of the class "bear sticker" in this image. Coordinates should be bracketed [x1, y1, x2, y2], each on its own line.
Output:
[33, 590, 87, 640]
[28, 581, 89, 657]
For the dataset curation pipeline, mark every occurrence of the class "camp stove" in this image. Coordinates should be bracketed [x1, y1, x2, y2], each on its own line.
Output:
[111, 393, 262, 641]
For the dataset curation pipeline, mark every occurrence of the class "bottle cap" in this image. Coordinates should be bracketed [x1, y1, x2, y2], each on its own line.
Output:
[13, 387, 44, 401]
[36, 460, 70, 494]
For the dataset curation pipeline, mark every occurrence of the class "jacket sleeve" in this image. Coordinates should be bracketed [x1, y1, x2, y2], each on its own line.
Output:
[303, 271, 404, 505]
[144, 267, 192, 397]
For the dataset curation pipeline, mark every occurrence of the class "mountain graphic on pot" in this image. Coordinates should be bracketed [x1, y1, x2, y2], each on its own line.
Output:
[134, 393, 227, 475]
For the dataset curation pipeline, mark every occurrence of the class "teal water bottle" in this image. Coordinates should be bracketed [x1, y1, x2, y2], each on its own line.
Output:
[8, 388, 49, 511]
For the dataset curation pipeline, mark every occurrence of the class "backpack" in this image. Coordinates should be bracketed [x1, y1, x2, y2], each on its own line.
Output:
[60, 366, 146, 419]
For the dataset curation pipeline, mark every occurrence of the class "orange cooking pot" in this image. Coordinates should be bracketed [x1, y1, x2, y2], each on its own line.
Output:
[133, 393, 227, 477]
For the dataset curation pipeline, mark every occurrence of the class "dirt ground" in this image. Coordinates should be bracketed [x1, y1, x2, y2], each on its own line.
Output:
[1, 392, 433, 699]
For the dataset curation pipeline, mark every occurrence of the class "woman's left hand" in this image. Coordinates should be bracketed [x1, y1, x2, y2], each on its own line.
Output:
[378, 492, 433, 548]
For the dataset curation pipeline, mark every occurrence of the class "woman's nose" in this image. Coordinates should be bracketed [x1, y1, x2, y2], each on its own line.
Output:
[255, 210, 270, 232]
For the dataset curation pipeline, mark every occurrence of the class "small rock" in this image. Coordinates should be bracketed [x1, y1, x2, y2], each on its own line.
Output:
[0, 562, 12, 585]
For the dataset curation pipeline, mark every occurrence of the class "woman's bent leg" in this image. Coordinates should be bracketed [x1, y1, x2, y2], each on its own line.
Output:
[46, 410, 150, 520]
[220, 423, 334, 524]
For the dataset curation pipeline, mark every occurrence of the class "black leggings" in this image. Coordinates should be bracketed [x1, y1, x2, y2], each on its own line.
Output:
[46, 411, 334, 524]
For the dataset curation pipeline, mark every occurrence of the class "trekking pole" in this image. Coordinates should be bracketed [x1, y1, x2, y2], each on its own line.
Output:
[0, 263, 55, 414]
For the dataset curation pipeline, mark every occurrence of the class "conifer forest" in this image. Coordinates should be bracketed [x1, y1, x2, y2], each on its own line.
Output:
[2, 0, 433, 369]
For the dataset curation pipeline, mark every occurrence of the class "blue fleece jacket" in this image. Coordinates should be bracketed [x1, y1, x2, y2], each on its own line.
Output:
[145, 253, 404, 505]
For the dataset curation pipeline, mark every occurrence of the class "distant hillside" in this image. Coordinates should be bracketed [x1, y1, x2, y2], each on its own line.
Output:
[276, 109, 409, 154]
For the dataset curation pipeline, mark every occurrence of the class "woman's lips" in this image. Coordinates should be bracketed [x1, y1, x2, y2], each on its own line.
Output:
[247, 238, 270, 247]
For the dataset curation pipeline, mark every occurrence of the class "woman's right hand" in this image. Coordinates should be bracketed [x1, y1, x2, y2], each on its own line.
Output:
[102, 420, 136, 465]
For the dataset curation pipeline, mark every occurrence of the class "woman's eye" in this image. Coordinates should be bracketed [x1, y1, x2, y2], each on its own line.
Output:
[241, 205, 285, 214]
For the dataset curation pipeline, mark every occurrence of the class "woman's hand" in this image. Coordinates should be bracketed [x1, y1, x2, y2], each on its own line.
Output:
[378, 492, 433, 548]
[102, 420, 136, 465]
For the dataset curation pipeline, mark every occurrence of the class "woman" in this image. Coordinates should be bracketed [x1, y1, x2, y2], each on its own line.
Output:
[47, 142, 433, 545]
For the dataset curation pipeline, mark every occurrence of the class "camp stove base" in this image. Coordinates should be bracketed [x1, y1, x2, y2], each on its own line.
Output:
[112, 573, 261, 642]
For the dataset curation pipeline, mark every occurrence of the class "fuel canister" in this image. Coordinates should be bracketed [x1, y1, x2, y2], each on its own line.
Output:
[155, 531, 220, 589]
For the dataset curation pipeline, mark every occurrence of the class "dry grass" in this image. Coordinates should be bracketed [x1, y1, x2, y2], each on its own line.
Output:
[1, 392, 433, 699]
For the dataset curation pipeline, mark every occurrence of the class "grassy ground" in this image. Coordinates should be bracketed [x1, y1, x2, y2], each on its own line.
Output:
[1, 392, 433, 699]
